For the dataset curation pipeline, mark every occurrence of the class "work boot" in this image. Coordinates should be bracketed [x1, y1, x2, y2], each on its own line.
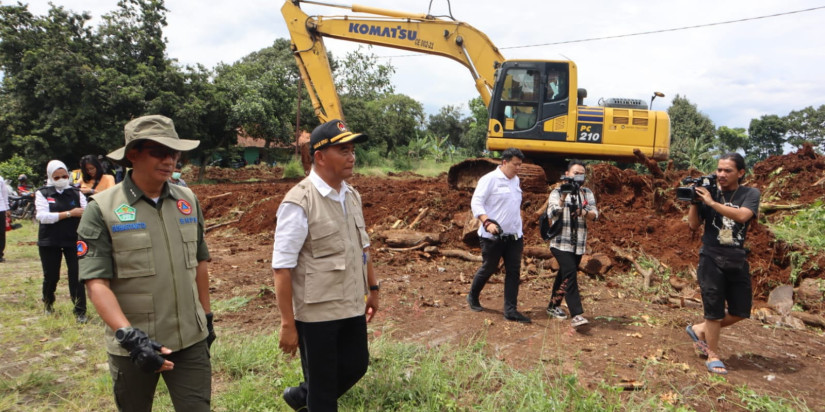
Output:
[504, 311, 532, 324]
[466, 294, 483, 312]
[282, 386, 307, 411]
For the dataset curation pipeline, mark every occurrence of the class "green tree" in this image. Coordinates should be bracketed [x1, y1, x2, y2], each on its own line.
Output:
[335, 46, 395, 100]
[215, 39, 307, 148]
[0, 154, 34, 185]
[0, 3, 101, 170]
[716, 126, 749, 154]
[459, 96, 488, 155]
[784, 105, 825, 151]
[172, 64, 235, 180]
[427, 105, 465, 147]
[748, 114, 787, 164]
[667, 95, 716, 170]
[348, 94, 424, 155]
[0, 0, 191, 174]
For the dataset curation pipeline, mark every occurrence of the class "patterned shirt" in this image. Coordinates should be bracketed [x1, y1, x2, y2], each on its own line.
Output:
[546, 187, 598, 254]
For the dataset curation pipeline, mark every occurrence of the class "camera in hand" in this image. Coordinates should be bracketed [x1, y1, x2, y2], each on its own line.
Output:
[676, 174, 717, 203]
[560, 174, 585, 194]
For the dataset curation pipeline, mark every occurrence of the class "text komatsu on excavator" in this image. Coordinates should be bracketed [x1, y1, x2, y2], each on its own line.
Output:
[282, 0, 670, 190]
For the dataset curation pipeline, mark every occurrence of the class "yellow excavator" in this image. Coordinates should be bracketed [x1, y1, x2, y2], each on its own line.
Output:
[282, 0, 670, 190]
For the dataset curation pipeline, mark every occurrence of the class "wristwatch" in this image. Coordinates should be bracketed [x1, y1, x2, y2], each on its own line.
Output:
[115, 326, 134, 343]
[369, 284, 380, 291]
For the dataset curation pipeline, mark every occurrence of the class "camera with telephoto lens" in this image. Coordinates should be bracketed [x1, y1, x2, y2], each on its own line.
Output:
[676, 174, 717, 203]
[559, 174, 585, 194]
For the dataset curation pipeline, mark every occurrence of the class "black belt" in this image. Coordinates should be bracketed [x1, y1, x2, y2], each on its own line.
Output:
[498, 233, 520, 242]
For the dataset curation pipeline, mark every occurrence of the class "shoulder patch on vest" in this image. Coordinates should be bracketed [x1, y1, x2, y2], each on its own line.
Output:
[76, 240, 88, 257]
[177, 199, 192, 215]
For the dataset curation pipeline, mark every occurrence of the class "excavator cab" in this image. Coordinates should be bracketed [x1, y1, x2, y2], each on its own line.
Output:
[488, 60, 573, 143]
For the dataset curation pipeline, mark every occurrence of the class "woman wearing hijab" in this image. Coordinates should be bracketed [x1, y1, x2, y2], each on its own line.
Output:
[35, 160, 88, 323]
[78, 155, 115, 198]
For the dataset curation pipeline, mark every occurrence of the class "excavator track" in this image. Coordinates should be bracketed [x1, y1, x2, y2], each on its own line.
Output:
[447, 158, 549, 193]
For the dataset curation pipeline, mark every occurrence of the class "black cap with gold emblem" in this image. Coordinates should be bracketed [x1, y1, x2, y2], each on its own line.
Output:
[309, 119, 367, 155]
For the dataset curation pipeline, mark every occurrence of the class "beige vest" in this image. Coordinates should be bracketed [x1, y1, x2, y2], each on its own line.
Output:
[282, 178, 369, 322]
[94, 183, 207, 355]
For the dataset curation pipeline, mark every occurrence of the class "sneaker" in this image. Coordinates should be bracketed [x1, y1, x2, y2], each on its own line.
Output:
[44, 303, 54, 315]
[76, 314, 89, 324]
[504, 311, 532, 324]
[570, 315, 589, 328]
[466, 294, 483, 312]
[282, 386, 307, 411]
[546, 306, 568, 320]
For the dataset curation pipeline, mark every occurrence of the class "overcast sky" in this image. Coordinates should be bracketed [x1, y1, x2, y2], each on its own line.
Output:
[22, 0, 825, 130]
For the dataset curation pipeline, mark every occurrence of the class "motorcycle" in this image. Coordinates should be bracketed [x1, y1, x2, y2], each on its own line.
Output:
[9, 192, 35, 221]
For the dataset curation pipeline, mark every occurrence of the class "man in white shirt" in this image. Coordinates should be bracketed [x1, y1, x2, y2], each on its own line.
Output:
[272, 119, 379, 411]
[466, 148, 531, 323]
[0, 175, 9, 262]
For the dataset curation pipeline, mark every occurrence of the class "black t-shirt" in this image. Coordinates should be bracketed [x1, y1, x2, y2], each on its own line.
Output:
[699, 185, 760, 249]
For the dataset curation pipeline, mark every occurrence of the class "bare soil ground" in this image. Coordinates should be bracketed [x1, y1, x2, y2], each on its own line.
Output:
[190, 146, 825, 411]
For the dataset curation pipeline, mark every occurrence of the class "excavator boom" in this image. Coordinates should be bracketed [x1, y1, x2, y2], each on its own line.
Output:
[282, 0, 503, 121]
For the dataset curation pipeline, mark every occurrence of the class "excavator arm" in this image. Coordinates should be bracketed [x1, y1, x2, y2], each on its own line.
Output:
[282, 0, 506, 122]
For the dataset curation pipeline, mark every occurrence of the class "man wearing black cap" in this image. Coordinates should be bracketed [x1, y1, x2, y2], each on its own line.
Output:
[78, 115, 215, 411]
[272, 119, 379, 411]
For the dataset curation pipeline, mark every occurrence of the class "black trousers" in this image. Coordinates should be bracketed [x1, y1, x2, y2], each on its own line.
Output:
[470, 236, 524, 314]
[0, 210, 5, 259]
[549, 248, 584, 317]
[39, 245, 86, 315]
[295, 315, 369, 412]
[109, 339, 211, 412]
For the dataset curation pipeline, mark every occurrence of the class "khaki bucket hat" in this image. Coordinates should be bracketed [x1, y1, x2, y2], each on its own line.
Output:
[107, 115, 200, 166]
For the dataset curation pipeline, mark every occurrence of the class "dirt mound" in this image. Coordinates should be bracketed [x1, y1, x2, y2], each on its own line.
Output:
[192, 147, 824, 299]
[184, 164, 283, 183]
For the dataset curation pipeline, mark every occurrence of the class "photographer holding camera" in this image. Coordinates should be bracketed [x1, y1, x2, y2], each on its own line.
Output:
[545, 160, 598, 328]
[685, 153, 760, 375]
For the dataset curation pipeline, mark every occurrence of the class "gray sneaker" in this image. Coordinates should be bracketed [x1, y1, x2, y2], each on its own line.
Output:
[570, 315, 589, 328]
[546, 306, 567, 319]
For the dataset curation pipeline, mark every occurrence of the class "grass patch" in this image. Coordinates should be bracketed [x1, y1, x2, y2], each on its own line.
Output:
[212, 296, 253, 313]
[767, 200, 825, 283]
[281, 157, 305, 179]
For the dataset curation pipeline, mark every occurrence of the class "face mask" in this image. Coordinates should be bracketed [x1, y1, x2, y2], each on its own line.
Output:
[53, 178, 70, 190]
[171, 172, 182, 180]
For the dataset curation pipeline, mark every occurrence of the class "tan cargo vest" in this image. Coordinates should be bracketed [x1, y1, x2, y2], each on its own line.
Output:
[94, 183, 207, 355]
[282, 178, 370, 322]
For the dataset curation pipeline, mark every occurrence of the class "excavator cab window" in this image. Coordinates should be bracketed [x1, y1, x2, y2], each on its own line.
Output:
[546, 70, 568, 101]
[498, 68, 539, 131]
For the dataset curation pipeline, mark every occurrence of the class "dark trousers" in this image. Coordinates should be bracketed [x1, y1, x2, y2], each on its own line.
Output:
[0, 210, 5, 259]
[295, 315, 369, 412]
[469, 237, 524, 314]
[109, 339, 211, 412]
[549, 248, 584, 317]
[39, 245, 86, 315]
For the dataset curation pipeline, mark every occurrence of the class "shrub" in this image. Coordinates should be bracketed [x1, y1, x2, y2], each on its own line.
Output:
[282, 157, 305, 179]
[0, 154, 34, 183]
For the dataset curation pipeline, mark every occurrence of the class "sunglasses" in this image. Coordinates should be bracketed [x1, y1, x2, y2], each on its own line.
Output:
[141, 144, 181, 160]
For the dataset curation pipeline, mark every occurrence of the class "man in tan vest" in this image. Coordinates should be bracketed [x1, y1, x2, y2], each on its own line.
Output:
[272, 119, 379, 411]
[78, 115, 215, 411]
